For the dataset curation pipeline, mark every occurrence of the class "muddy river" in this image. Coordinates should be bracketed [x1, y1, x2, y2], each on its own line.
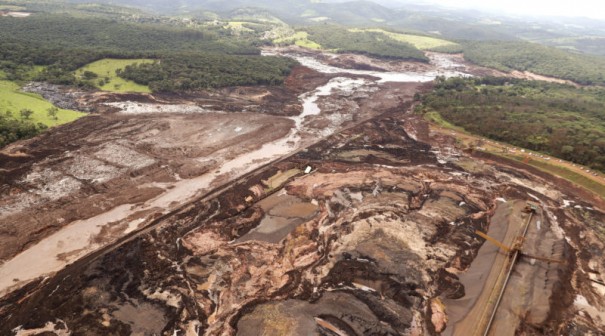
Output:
[263, 49, 470, 82]
[4, 49, 605, 336]
[0, 51, 472, 298]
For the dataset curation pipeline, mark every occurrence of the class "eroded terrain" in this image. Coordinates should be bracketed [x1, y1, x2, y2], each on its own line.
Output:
[1, 51, 604, 336]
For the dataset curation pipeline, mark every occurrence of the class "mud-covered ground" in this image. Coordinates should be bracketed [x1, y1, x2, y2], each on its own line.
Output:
[274, 46, 576, 86]
[0, 62, 422, 297]
[2, 106, 605, 335]
[1, 51, 604, 336]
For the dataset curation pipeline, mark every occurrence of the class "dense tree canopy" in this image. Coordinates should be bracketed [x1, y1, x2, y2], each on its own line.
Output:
[0, 15, 253, 53]
[420, 77, 605, 172]
[0, 112, 47, 148]
[463, 41, 605, 85]
[304, 25, 429, 62]
[117, 54, 297, 92]
[0, 13, 299, 148]
[0, 14, 298, 89]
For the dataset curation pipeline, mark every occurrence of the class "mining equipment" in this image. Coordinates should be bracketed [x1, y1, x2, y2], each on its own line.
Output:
[474, 202, 564, 264]
[473, 201, 564, 336]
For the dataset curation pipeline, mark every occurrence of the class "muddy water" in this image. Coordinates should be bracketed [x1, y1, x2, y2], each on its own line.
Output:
[263, 50, 470, 83]
[299, 77, 368, 126]
[217, 76, 371, 176]
[112, 300, 167, 335]
[237, 194, 318, 243]
[489, 206, 565, 335]
[0, 50, 469, 298]
[0, 76, 355, 297]
[0, 204, 133, 296]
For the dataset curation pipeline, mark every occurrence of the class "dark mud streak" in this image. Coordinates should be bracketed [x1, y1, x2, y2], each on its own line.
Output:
[0, 104, 433, 334]
[3, 78, 603, 335]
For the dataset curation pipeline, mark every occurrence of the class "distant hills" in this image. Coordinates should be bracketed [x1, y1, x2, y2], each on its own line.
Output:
[66, 0, 605, 55]
[70, 0, 401, 25]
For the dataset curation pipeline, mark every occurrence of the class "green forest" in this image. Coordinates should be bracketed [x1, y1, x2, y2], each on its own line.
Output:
[117, 54, 297, 92]
[0, 15, 252, 53]
[463, 41, 605, 85]
[303, 25, 429, 62]
[0, 112, 47, 148]
[419, 77, 605, 172]
[0, 14, 296, 87]
[4, 2, 605, 153]
[0, 13, 299, 146]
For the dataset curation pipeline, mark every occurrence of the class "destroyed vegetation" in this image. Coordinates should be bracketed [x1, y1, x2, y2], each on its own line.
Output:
[1, 1, 605, 335]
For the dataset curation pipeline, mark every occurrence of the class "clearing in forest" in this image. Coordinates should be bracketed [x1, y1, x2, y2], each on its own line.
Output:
[350, 28, 460, 51]
[225, 21, 255, 32]
[274, 31, 322, 49]
[75, 58, 154, 93]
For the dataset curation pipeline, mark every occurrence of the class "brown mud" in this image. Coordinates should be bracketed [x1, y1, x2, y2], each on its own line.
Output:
[1, 106, 604, 335]
[0, 52, 604, 336]
[0, 65, 337, 266]
[269, 46, 573, 85]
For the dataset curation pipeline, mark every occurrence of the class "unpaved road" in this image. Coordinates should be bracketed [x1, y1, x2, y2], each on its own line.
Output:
[430, 125, 605, 192]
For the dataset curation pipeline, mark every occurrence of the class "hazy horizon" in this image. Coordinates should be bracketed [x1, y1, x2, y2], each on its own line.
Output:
[423, 0, 605, 20]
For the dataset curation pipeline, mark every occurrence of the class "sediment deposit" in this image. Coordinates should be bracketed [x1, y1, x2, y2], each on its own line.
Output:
[1, 51, 604, 336]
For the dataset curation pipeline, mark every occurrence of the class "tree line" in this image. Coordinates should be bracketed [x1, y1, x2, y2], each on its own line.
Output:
[462, 40, 605, 86]
[0, 13, 300, 148]
[0, 14, 297, 88]
[117, 53, 297, 92]
[0, 110, 48, 148]
[303, 25, 429, 62]
[419, 77, 605, 172]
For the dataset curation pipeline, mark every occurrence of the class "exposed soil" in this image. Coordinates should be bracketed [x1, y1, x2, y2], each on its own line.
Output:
[0, 60, 422, 296]
[265, 47, 572, 84]
[2, 108, 604, 335]
[0, 66, 327, 288]
[0, 51, 604, 336]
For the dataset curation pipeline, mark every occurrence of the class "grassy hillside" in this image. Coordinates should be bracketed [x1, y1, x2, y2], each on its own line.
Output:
[273, 26, 444, 61]
[224, 21, 255, 33]
[296, 25, 428, 61]
[75, 59, 154, 93]
[0, 80, 84, 127]
[273, 31, 321, 49]
[509, 155, 605, 199]
[349, 28, 461, 52]
[542, 36, 605, 56]
[0, 78, 85, 148]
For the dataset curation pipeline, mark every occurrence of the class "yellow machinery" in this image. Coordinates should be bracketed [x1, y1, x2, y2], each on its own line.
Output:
[474, 230, 564, 264]
[473, 201, 564, 336]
